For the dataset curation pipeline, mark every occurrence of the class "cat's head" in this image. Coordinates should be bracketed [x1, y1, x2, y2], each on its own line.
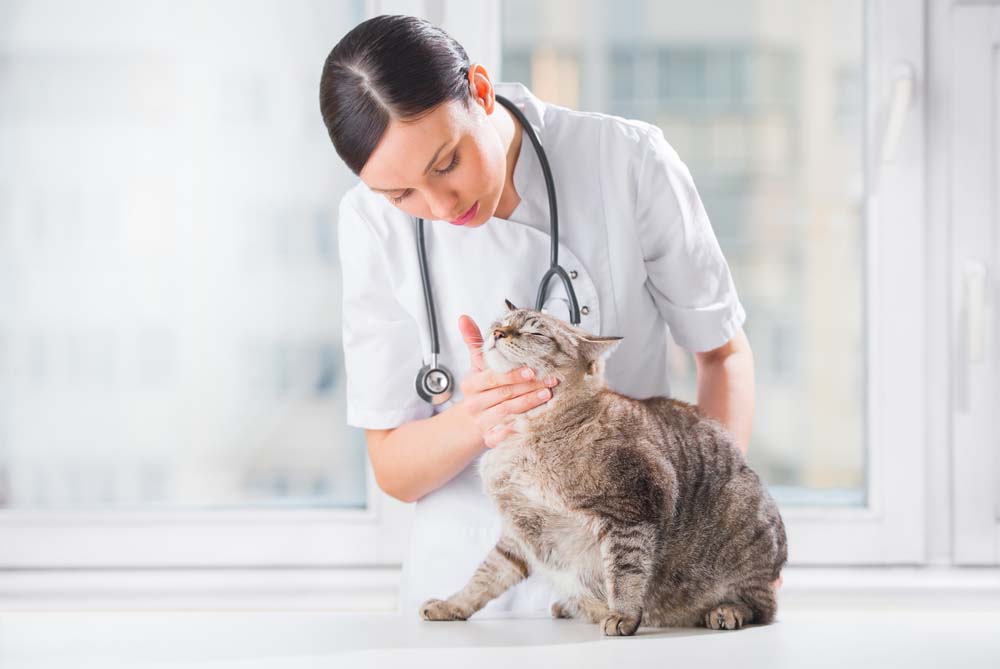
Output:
[482, 298, 623, 385]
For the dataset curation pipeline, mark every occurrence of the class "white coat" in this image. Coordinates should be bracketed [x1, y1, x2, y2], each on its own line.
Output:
[336, 81, 747, 616]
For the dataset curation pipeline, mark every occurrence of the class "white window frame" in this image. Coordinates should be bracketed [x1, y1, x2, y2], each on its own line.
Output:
[0, 466, 413, 568]
[779, 0, 927, 563]
[0, 0, 928, 573]
[948, 0, 1000, 565]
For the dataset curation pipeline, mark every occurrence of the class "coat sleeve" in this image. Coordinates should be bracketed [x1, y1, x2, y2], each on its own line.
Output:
[633, 124, 747, 354]
[338, 195, 434, 430]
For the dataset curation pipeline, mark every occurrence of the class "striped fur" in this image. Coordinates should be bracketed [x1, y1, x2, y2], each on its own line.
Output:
[419, 302, 787, 635]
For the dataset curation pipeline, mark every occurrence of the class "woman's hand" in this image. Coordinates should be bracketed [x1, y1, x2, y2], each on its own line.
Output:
[456, 314, 559, 448]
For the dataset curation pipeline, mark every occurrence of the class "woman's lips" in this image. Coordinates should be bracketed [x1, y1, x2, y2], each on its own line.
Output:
[450, 201, 479, 226]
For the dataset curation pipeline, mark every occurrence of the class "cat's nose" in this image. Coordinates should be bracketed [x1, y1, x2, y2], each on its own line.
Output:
[493, 326, 517, 340]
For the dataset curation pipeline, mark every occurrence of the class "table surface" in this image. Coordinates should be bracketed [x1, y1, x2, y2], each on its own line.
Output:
[2, 592, 999, 669]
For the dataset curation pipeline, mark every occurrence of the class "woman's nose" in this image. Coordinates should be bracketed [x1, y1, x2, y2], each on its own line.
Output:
[424, 188, 459, 221]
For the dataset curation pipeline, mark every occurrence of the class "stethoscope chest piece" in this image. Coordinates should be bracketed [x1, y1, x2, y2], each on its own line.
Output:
[415, 355, 454, 405]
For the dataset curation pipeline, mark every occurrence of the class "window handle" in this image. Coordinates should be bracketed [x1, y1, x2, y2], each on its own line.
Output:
[881, 62, 916, 163]
[872, 62, 916, 193]
[955, 259, 989, 414]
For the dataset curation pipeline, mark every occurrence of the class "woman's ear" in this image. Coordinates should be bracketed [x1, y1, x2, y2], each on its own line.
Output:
[468, 63, 495, 114]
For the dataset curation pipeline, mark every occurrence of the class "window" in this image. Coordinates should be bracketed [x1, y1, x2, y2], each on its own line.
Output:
[0, 0, 409, 568]
[0, 0, 937, 574]
[500, 0, 926, 563]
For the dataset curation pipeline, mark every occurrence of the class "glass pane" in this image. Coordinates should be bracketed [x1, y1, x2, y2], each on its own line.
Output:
[0, 0, 368, 509]
[502, 0, 866, 506]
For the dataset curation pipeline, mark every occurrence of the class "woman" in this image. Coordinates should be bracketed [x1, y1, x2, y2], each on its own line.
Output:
[320, 14, 765, 616]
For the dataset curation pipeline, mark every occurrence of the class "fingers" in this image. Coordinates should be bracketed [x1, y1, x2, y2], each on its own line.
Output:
[461, 364, 540, 396]
[480, 394, 547, 450]
[476, 383, 555, 438]
[484, 421, 517, 449]
[452, 336, 561, 449]
[468, 377, 555, 415]
[458, 315, 485, 372]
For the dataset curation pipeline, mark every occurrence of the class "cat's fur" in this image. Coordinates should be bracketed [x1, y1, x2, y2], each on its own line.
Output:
[419, 300, 787, 635]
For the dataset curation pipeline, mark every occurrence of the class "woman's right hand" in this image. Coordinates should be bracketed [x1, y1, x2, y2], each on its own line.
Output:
[457, 314, 559, 448]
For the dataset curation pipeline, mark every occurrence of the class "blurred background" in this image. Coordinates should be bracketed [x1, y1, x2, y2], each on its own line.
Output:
[0, 0, 996, 612]
[502, 0, 866, 503]
[1, 0, 370, 511]
[0, 0, 863, 512]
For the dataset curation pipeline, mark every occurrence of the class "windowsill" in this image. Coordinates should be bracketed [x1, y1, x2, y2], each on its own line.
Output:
[0, 565, 998, 612]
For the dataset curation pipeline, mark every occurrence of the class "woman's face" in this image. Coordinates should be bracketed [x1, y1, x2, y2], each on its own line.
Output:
[358, 74, 508, 228]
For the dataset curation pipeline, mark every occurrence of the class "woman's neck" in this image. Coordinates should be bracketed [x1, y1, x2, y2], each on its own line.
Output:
[492, 103, 523, 220]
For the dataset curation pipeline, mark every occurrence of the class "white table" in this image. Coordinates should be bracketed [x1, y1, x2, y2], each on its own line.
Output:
[2, 591, 999, 668]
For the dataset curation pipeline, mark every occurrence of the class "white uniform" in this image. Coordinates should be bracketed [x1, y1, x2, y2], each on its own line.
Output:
[336, 82, 747, 616]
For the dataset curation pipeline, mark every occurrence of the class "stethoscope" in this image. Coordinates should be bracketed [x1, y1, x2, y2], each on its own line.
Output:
[414, 93, 581, 405]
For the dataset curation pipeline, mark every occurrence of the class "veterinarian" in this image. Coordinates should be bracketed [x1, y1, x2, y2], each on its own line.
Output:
[320, 15, 768, 616]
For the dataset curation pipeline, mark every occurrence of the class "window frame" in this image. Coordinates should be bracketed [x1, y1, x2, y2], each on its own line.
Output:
[776, 0, 927, 563]
[948, 0, 1000, 565]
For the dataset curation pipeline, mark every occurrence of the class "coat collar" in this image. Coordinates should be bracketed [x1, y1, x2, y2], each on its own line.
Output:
[495, 82, 551, 232]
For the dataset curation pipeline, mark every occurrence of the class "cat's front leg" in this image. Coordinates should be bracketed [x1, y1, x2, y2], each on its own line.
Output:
[419, 534, 530, 621]
[597, 521, 658, 636]
[550, 599, 573, 618]
[550, 595, 613, 623]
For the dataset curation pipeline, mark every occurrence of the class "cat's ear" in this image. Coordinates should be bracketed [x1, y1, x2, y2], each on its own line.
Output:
[580, 335, 623, 376]
[504, 298, 518, 312]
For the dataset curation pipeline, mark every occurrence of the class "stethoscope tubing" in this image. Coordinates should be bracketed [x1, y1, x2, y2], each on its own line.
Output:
[413, 92, 581, 402]
[415, 216, 441, 368]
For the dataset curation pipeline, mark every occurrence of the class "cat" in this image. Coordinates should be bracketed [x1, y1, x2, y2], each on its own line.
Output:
[419, 299, 787, 635]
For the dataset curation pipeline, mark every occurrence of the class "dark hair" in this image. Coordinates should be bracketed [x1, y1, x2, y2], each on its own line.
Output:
[319, 15, 473, 175]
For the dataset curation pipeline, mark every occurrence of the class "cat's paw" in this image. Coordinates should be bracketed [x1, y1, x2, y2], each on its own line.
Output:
[601, 610, 641, 636]
[550, 600, 573, 619]
[419, 598, 470, 621]
[704, 603, 746, 630]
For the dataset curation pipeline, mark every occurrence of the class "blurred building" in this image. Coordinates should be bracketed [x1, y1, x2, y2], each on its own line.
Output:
[502, 0, 866, 500]
[0, 0, 367, 509]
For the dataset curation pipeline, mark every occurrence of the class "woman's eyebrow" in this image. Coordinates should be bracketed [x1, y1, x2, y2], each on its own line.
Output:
[369, 139, 453, 193]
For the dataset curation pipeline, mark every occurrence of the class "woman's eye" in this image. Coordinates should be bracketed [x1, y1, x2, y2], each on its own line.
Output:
[434, 151, 460, 175]
[387, 152, 460, 205]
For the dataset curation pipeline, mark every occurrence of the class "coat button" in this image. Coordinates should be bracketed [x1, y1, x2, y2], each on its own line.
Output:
[569, 270, 578, 279]
[581, 305, 590, 315]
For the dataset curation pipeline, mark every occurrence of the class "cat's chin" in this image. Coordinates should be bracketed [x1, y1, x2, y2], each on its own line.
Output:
[483, 347, 521, 374]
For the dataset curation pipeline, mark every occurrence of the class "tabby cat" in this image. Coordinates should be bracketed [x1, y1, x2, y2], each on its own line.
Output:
[419, 300, 787, 635]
